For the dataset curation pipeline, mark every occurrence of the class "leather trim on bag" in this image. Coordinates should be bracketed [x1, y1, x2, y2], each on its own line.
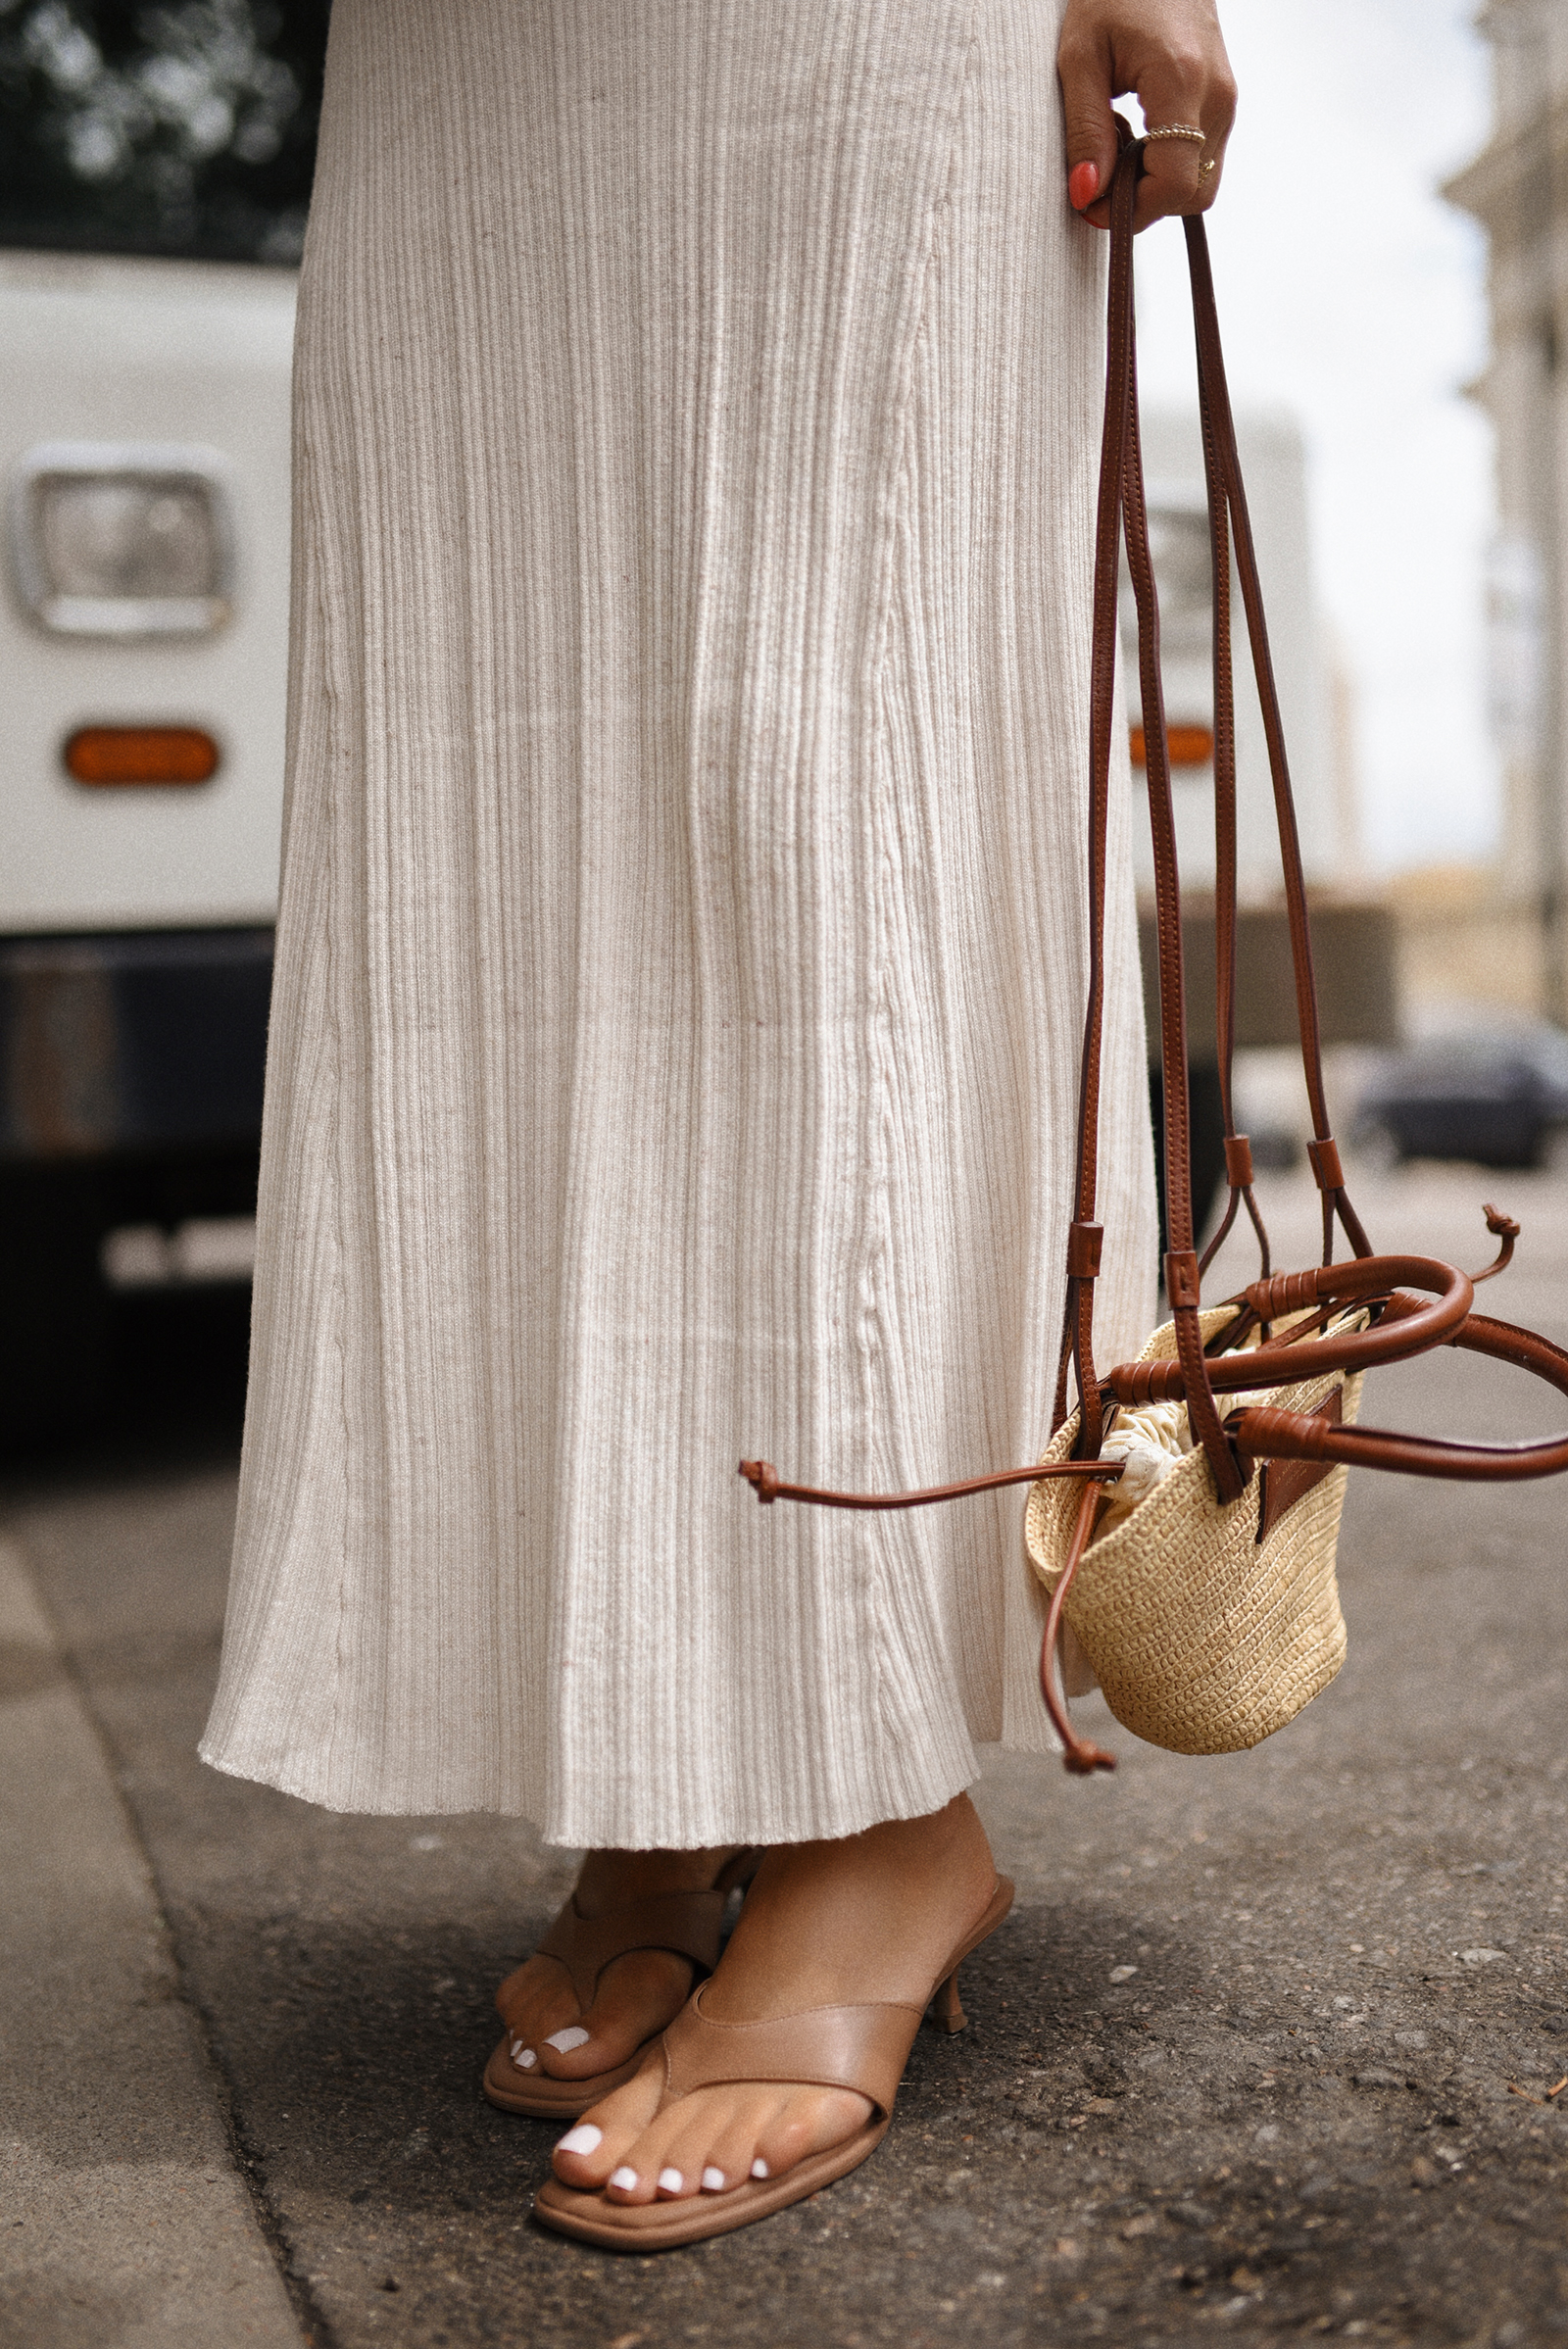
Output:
[1256, 1388, 1343, 1543]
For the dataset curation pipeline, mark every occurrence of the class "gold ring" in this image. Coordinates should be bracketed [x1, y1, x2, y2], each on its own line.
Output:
[1144, 123, 1205, 145]
[1198, 157, 1217, 181]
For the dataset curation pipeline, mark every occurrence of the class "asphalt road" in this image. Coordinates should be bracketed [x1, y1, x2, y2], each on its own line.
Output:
[3, 1161, 1566, 2349]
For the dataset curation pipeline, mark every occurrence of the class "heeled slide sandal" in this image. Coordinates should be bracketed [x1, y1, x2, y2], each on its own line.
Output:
[484, 1848, 764, 2120]
[531, 1874, 1013, 2248]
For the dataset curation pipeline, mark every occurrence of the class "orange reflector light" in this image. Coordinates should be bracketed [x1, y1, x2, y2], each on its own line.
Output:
[64, 726, 220, 786]
[1129, 722, 1214, 770]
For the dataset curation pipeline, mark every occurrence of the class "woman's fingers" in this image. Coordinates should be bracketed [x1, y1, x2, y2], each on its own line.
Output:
[1058, 24, 1123, 225]
[1057, 0, 1237, 231]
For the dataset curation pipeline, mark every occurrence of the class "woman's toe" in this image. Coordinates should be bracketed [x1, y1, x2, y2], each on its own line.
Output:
[538, 1948, 692, 2078]
[574, 1950, 693, 2068]
[753, 2085, 872, 2180]
[695, 2094, 787, 2196]
[549, 2065, 662, 2187]
[500, 1968, 586, 2076]
[604, 2160, 659, 2204]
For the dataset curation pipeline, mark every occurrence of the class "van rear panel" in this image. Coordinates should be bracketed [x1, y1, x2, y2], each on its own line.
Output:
[1, 247, 293, 935]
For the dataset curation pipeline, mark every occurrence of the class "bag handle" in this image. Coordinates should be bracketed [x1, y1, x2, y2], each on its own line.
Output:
[1182, 215, 1372, 1271]
[736, 139, 1568, 1768]
[1053, 136, 1248, 1500]
[1192, 228, 1271, 1288]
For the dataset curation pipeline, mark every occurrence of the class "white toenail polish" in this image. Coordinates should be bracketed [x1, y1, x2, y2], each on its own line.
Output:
[658, 2168, 683, 2193]
[751, 2157, 769, 2179]
[513, 2044, 537, 2070]
[609, 2166, 638, 2191]
[701, 2166, 725, 2191]
[546, 2025, 591, 2054]
[556, 2124, 602, 2156]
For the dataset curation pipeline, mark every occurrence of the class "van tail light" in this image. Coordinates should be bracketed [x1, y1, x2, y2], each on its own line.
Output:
[1129, 722, 1214, 769]
[65, 726, 220, 786]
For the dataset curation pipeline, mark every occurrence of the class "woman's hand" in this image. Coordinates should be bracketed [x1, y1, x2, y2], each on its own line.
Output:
[1057, 0, 1237, 231]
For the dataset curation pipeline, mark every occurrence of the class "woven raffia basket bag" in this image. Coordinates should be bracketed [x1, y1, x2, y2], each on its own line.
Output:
[741, 138, 1568, 1780]
[1024, 1309, 1362, 1755]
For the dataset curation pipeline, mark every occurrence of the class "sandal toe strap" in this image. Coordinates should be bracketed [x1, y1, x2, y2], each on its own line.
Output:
[659, 1986, 924, 2122]
[500, 1887, 728, 2021]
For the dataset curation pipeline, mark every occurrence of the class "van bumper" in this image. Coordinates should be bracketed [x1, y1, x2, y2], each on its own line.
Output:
[0, 927, 272, 1162]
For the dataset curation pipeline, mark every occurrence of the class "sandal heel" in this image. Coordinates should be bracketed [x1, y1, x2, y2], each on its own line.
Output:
[926, 1966, 967, 2034]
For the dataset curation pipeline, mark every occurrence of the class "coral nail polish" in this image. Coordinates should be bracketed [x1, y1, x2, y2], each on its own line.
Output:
[1068, 160, 1100, 212]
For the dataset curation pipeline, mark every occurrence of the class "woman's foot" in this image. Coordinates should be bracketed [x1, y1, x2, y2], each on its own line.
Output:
[550, 1793, 998, 2202]
[501, 1846, 747, 2082]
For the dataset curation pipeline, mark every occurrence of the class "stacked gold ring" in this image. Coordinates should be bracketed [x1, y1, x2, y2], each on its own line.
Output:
[1144, 123, 1206, 144]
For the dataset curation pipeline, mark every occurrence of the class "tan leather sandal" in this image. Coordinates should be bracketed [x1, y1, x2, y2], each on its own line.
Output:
[531, 1874, 1013, 2247]
[483, 1848, 764, 2121]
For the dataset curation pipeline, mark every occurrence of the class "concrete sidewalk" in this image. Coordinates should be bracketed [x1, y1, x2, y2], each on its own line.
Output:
[3, 1163, 1568, 2348]
[0, 1533, 303, 2347]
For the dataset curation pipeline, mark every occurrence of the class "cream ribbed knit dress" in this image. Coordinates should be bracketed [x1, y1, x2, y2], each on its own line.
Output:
[200, 0, 1156, 1847]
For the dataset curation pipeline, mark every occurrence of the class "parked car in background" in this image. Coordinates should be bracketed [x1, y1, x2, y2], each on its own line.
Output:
[1, 0, 328, 1443]
[1353, 1023, 1568, 1169]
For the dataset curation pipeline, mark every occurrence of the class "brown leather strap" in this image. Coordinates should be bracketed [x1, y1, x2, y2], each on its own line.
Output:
[739, 1456, 1122, 1510]
[1049, 135, 1240, 1493]
[1103, 1253, 1475, 1407]
[659, 1987, 922, 2123]
[1115, 162, 1245, 1500]
[524, 1888, 730, 2015]
[1231, 1311, 1568, 1481]
[1052, 124, 1142, 1453]
[1038, 1477, 1117, 1775]
[737, 148, 1568, 1560]
[1193, 288, 1271, 1288]
[1183, 216, 1371, 1267]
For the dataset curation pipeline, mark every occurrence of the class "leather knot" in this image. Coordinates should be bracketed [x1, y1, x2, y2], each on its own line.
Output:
[1223, 1133, 1254, 1187]
[1246, 1267, 1321, 1319]
[1066, 1221, 1103, 1280]
[1110, 1358, 1185, 1405]
[1305, 1135, 1345, 1192]
[1163, 1248, 1201, 1310]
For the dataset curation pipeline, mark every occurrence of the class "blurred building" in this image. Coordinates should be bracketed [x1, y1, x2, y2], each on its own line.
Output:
[1446, 0, 1568, 1021]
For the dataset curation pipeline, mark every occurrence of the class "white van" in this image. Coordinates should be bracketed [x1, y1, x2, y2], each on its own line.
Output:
[0, 1, 321, 1439]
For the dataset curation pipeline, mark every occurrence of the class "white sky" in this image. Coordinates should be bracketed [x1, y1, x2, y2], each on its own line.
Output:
[1130, 0, 1496, 875]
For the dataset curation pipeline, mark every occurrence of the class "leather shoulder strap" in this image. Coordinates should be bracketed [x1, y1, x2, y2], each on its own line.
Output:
[1057, 136, 1243, 1499]
[1183, 216, 1372, 1270]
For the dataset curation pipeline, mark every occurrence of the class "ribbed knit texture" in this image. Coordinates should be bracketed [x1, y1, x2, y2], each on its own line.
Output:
[200, 0, 1156, 1845]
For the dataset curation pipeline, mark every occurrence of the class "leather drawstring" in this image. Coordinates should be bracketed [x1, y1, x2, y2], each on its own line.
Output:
[1038, 1478, 1117, 1775]
[738, 1457, 1123, 1511]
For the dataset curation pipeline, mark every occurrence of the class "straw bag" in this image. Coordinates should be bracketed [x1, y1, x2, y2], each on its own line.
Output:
[741, 137, 1568, 1777]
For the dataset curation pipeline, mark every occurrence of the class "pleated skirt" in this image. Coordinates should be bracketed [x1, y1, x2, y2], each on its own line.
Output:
[200, 0, 1156, 1846]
